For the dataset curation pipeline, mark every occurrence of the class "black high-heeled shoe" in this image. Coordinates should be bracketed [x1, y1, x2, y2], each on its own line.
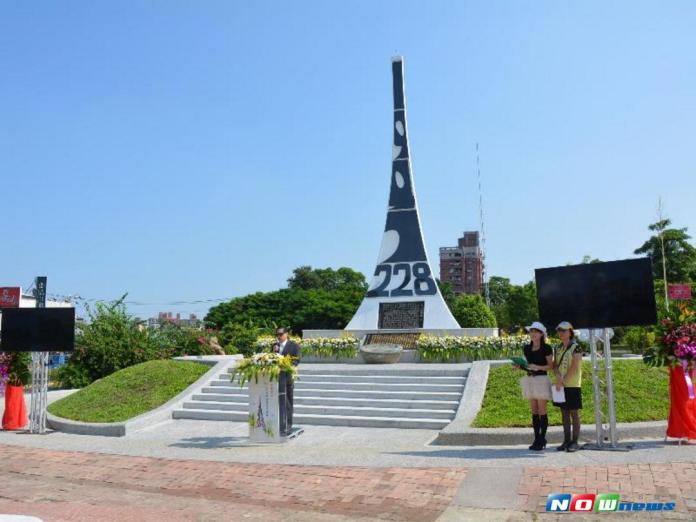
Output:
[557, 440, 569, 451]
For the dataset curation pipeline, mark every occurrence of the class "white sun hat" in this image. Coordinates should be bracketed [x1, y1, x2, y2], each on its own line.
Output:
[525, 321, 547, 335]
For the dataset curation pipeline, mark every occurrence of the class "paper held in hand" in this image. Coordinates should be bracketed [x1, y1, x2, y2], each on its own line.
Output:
[552, 385, 566, 403]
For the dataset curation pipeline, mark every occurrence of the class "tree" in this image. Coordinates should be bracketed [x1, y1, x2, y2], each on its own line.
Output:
[437, 280, 456, 310]
[634, 218, 696, 283]
[287, 266, 367, 291]
[451, 294, 497, 328]
[205, 267, 367, 333]
[504, 281, 539, 331]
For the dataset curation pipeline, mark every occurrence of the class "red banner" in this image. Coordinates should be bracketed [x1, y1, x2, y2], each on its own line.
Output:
[669, 284, 692, 301]
[0, 287, 21, 308]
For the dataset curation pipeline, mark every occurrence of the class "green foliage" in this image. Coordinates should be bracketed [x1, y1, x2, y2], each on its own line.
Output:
[7, 352, 31, 386]
[287, 266, 368, 291]
[486, 277, 538, 331]
[437, 280, 456, 310]
[219, 321, 263, 356]
[473, 361, 669, 427]
[635, 218, 696, 283]
[451, 294, 497, 328]
[205, 273, 366, 333]
[56, 298, 162, 388]
[153, 323, 217, 358]
[48, 360, 209, 422]
[622, 326, 656, 353]
[416, 335, 527, 362]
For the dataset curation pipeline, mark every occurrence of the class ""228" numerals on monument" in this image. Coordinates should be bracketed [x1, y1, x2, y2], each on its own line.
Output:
[366, 262, 437, 298]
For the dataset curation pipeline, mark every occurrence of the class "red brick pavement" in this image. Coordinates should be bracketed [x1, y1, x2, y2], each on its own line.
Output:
[517, 463, 696, 516]
[0, 445, 466, 522]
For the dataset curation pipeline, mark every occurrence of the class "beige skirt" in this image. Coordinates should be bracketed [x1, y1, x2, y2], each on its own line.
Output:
[520, 375, 552, 400]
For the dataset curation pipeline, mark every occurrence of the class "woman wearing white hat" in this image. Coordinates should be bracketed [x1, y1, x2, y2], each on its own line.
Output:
[517, 321, 554, 450]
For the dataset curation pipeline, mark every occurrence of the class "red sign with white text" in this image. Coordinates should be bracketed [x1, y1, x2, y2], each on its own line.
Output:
[669, 284, 692, 301]
[0, 287, 21, 308]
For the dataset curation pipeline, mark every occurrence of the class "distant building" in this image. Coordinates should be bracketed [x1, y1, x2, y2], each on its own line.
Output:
[439, 231, 484, 295]
[147, 312, 201, 329]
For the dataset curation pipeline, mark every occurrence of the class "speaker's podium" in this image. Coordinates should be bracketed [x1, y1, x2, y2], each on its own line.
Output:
[247, 372, 302, 443]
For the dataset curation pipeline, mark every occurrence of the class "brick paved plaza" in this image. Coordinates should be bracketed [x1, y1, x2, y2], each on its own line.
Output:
[1, 442, 696, 521]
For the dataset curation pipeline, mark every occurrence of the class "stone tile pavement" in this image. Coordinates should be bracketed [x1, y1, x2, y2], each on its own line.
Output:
[0, 445, 466, 522]
[516, 462, 696, 519]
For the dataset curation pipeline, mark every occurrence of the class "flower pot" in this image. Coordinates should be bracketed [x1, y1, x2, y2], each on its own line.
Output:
[2, 384, 28, 431]
[666, 365, 696, 440]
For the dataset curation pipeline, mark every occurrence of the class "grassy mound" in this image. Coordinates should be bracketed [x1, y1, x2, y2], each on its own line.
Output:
[472, 359, 668, 428]
[47, 360, 209, 423]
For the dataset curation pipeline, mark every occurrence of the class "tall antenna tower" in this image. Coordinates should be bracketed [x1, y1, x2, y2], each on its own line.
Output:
[476, 142, 490, 307]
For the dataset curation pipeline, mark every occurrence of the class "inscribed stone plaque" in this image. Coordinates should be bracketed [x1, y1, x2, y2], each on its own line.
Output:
[378, 301, 424, 329]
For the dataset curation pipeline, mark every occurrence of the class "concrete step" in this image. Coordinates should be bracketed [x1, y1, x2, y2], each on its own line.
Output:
[203, 386, 462, 401]
[182, 401, 455, 419]
[193, 393, 458, 410]
[293, 396, 459, 410]
[275, 374, 466, 385]
[172, 408, 449, 429]
[211, 379, 464, 393]
[293, 368, 468, 377]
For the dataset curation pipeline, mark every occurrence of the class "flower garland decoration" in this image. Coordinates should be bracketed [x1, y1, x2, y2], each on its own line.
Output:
[230, 352, 298, 387]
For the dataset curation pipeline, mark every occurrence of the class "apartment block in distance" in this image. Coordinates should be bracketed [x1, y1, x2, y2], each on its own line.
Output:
[439, 231, 483, 295]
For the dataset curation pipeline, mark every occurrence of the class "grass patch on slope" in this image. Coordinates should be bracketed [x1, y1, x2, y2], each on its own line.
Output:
[47, 360, 209, 423]
[472, 360, 668, 428]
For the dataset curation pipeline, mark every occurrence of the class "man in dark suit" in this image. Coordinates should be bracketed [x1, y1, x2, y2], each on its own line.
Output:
[272, 327, 300, 434]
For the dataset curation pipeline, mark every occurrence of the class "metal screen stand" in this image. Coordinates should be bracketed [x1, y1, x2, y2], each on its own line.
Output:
[29, 276, 50, 434]
[582, 328, 632, 451]
[29, 351, 49, 434]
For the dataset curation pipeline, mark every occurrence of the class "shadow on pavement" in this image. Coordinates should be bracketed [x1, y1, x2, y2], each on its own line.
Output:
[169, 436, 256, 449]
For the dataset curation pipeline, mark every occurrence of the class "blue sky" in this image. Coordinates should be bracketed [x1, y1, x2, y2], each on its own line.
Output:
[1, 1, 695, 319]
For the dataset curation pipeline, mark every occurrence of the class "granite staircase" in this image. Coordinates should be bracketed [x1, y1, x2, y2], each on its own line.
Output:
[172, 365, 467, 429]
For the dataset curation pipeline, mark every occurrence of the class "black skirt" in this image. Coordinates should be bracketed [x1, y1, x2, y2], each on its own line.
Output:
[553, 387, 583, 410]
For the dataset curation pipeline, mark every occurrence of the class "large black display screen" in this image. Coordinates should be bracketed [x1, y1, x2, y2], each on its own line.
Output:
[535, 258, 657, 329]
[0, 308, 75, 351]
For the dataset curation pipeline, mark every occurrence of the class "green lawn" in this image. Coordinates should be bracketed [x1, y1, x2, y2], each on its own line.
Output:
[47, 360, 209, 423]
[472, 360, 669, 428]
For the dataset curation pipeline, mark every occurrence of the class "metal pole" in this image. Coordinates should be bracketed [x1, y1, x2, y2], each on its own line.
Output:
[589, 330, 604, 447]
[603, 328, 618, 447]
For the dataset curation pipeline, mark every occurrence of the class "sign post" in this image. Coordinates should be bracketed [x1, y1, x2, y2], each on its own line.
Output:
[0, 288, 21, 308]
[29, 276, 49, 434]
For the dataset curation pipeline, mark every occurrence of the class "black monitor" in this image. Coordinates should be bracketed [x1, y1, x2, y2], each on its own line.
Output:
[0, 308, 75, 352]
[535, 258, 657, 329]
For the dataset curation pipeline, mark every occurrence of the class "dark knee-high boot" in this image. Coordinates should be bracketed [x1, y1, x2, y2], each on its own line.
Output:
[529, 414, 540, 450]
[537, 414, 548, 450]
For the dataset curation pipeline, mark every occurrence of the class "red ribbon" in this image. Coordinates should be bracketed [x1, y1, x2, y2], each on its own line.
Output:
[683, 359, 695, 400]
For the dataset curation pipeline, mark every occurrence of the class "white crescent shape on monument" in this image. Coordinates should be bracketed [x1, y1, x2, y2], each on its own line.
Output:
[392, 144, 402, 160]
[377, 229, 400, 264]
[394, 171, 405, 188]
[395, 120, 405, 136]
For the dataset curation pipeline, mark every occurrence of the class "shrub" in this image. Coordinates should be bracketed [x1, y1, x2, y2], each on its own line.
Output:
[451, 294, 497, 328]
[153, 323, 217, 358]
[56, 299, 162, 388]
[622, 326, 656, 354]
[220, 321, 261, 356]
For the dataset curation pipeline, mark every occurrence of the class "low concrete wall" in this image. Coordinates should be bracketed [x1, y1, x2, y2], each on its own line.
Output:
[47, 355, 243, 437]
[303, 328, 499, 339]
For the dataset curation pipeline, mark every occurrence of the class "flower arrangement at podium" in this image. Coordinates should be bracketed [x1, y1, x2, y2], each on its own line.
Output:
[644, 304, 696, 440]
[231, 352, 298, 387]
